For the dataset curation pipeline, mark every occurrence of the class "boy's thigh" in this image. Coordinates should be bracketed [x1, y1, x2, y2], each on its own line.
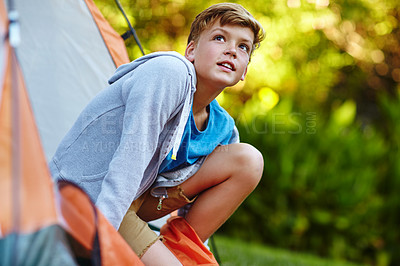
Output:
[180, 143, 263, 198]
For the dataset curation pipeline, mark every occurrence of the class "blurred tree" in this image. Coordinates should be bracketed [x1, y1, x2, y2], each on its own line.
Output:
[94, 0, 399, 121]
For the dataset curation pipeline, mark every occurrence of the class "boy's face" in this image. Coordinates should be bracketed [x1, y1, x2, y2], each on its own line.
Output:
[185, 19, 254, 91]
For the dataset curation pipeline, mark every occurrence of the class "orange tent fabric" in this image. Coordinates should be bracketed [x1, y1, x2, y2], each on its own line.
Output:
[0, 0, 58, 235]
[84, 0, 130, 67]
[0, 37, 58, 237]
[58, 181, 144, 265]
[161, 216, 219, 265]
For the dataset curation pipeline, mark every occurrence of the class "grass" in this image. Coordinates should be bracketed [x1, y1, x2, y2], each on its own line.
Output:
[210, 235, 364, 266]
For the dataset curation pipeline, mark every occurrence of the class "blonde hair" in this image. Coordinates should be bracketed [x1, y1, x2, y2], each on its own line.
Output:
[187, 3, 265, 53]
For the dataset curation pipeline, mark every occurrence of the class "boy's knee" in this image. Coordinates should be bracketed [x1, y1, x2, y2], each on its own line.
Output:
[231, 143, 264, 185]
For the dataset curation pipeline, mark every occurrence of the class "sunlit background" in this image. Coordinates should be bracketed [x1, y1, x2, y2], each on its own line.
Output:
[95, 0, 399, 265]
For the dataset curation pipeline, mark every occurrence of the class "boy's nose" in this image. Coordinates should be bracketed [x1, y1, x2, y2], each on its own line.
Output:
[224, 43, 237, 58]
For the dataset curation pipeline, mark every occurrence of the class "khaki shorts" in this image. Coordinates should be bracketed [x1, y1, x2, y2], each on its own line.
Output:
[118, 186, 196, 257]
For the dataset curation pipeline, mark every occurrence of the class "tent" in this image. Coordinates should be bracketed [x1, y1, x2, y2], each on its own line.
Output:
[8, 0, 130, 161]
[0, 0, 143, 264]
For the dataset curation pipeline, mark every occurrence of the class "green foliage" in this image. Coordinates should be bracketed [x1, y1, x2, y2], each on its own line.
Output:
[94, 0, 400, 264]
[213, 235, 363, 266]
[220, 95, 399, 265]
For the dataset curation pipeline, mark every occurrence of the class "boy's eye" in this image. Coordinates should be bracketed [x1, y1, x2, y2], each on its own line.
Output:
[239, 44, 250, 53]
[213, 35, 225, 41]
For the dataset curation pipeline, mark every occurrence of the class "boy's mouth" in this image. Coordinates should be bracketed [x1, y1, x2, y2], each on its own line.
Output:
[217, 61, 235, 71]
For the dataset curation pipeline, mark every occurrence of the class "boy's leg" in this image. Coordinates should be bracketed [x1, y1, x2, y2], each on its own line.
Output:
[180, 143, 264, 242]
[141, 240, 182, 266]
[119, 195, 182, 265]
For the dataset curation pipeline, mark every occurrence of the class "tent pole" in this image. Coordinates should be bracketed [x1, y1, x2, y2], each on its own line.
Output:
[114, 0, 145, 56]
[7, 1, 22, 264]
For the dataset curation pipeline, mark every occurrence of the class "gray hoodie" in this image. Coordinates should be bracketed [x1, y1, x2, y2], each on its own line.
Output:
[49, 51, 239, 229]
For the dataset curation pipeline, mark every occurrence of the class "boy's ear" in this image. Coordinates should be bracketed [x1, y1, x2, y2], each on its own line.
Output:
[241, 66, 248, 81]
[185, 41, 196, 62]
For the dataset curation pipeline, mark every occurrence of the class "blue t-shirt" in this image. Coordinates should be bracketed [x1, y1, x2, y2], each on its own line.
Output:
[159, 99, 234, 173]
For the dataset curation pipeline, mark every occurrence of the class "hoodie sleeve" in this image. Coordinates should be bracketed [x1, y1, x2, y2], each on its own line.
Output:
[229, 125, 240, 144]
[95, 55, 194, 229]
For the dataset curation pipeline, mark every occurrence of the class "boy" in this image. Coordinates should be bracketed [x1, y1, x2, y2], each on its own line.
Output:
[50, 2, 264, 265]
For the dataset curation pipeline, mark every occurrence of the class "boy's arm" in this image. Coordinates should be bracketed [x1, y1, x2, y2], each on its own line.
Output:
[96, 55, 194, 229]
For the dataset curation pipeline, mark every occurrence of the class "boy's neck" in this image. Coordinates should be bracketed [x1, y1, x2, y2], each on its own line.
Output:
[192, 84, 224, 131]
[192, 83, 224, 115]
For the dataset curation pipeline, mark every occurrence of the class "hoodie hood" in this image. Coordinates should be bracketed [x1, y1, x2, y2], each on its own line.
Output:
[108, 51, 196, 87]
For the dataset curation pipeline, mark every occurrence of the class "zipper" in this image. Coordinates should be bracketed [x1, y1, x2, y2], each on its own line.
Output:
[157, 195, 167, 211]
